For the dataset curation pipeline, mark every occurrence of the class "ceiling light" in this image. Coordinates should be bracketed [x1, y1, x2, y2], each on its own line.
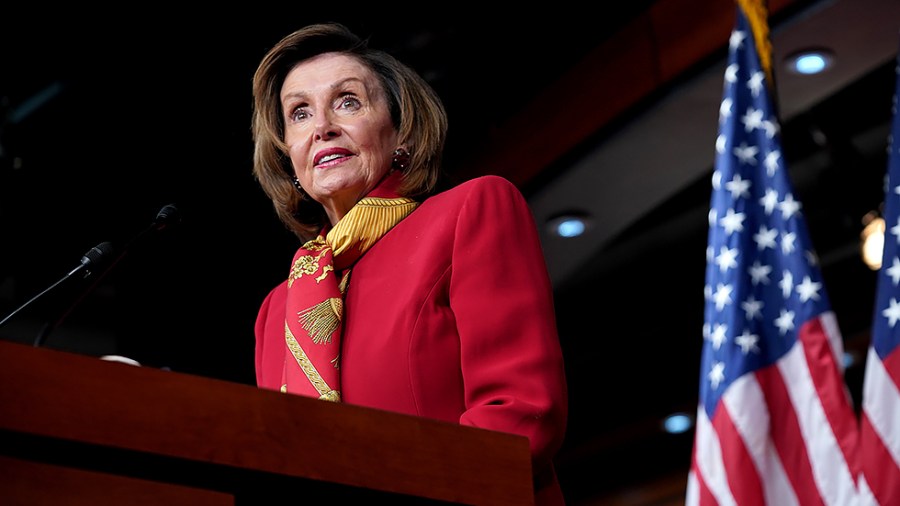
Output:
[557, 218, 585, 238]
[785, 48, 834, 75]
[548, 212, 590, 238]
[662, 412, 693, 434]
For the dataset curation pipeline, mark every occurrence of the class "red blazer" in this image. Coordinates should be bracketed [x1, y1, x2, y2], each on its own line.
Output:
[256, 175, 568, 505]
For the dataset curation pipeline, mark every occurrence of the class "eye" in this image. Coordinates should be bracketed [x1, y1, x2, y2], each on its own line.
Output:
[338, 95, 361, 110]
[289, 106, 310, 122]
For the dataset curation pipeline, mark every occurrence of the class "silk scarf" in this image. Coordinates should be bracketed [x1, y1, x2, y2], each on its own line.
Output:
[281, 171, 417, 401]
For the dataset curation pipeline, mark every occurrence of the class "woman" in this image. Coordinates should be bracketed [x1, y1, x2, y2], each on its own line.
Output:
[251, 23, 568, 505]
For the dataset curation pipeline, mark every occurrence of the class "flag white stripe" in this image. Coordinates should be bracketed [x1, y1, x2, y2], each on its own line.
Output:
[857, 472, 878, 506]
[821, 311, 848, 374]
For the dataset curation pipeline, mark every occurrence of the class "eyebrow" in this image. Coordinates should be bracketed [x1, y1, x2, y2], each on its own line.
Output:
[282, 77, 369, 104]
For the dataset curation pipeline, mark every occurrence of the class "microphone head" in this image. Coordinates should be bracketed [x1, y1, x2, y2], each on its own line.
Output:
[82, 241, 115, 267]
[75, 241, 115, 278]
[154, 204, 181, 229]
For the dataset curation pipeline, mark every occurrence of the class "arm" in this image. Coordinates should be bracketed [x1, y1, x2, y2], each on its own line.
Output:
[254, 281, 287, 391]
[450, 176, 568, 474]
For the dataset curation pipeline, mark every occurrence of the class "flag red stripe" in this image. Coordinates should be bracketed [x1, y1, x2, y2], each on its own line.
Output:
[756, 365, 826, 506]
[860, 411, 900, 505]
[698, 474, 719, 506]
[712, 402, 765, 505]
[885, 348, 900, 390]
[797, 317, 860, 477]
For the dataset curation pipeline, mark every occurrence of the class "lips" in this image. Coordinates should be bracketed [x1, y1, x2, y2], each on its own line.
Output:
[314, 147, 354, 166]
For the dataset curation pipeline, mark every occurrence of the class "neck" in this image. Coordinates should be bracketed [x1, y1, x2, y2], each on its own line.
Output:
[325, 170, 404, 225]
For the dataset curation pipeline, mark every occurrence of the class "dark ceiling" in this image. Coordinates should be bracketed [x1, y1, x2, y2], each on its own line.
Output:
[1, 1, 898, 504]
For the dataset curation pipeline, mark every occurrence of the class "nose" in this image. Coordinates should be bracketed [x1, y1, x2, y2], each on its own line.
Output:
[313, 110, 340, 141]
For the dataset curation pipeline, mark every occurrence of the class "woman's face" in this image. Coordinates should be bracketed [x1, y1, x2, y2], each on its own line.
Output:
[281, 52, 399, 225]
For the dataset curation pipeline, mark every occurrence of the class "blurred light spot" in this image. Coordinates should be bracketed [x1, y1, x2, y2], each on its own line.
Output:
[556, 218, 585, 238]
[786, 49, 833, 75]
[663, 413, 693, 434]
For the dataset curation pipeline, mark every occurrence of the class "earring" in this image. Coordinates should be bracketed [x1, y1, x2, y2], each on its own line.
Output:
[292, 175, 304, 193]
[391, 148, 410, 171]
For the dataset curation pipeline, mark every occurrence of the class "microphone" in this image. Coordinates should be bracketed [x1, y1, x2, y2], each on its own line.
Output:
[67, 242, 115, 280]
[0, 203, 181, 346]
[91, 203, 181, 286]
[154, 203, 181, 228]
[123, 203, 182, 252]
[0, 241, 115, 331]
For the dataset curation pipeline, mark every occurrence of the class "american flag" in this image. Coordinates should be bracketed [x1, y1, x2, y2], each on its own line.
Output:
[685, 1, 861, 504]
[858, 48, 900, 505]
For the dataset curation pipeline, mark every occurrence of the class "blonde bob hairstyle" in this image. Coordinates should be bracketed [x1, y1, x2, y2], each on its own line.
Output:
[251, 22, 448, 240]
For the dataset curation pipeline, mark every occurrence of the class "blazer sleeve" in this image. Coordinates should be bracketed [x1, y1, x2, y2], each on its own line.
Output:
[450, 176, 568, 474]
[254, 280, 287, 391]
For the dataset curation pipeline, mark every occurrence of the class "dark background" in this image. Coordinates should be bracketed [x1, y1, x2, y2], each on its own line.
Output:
[1, 1, 898, 503]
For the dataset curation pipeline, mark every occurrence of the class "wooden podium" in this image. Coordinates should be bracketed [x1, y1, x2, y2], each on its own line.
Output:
[0, 340, 535, 505]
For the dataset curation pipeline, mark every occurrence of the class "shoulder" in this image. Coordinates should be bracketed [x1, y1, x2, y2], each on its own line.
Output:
[452, 175, 520, 193]
[412, 176, 535, 232]
[258, 279, 288, 317]
[426, 175, 525, 206]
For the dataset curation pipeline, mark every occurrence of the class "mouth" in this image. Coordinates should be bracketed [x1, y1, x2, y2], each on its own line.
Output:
[314, 149, 354, 166]
[316, 153, 348, 166]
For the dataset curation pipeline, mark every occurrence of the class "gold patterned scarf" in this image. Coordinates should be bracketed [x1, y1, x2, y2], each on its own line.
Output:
[281, 171, 417, 401]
